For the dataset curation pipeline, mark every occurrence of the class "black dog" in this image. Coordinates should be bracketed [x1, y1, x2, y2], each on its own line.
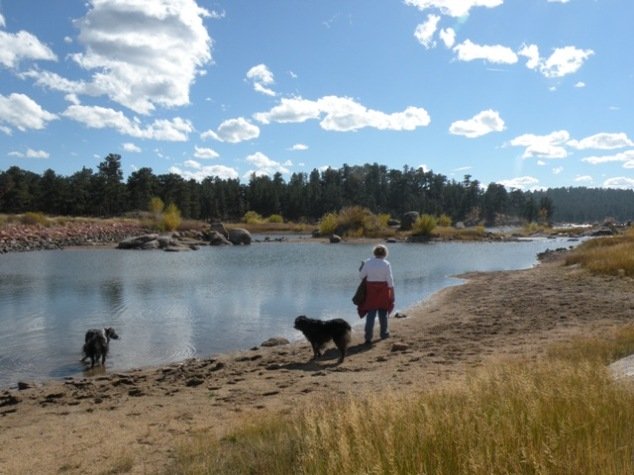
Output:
[294, 315, 351, 363]
[82, 327, 119, 368]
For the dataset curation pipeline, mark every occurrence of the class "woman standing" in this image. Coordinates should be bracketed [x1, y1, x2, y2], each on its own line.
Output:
[358, 244, 395, 345]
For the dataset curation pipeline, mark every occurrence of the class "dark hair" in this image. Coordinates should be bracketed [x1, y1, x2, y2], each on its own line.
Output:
[373, 244, 388, 258]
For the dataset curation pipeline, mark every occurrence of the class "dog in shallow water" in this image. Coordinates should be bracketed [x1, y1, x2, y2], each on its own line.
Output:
[82, 327, 119, 368]
[294, 315, 351, 363]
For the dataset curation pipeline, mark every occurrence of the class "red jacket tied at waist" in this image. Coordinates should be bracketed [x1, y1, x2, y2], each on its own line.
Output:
[357, 281, 394, 318]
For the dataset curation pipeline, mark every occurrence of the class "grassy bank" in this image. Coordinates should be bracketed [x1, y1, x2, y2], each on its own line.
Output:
[565, 227, 634, 276]
[167, 326, 634, 475]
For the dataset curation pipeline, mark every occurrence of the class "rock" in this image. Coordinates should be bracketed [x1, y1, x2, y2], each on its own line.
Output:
[210, 221, 228, 238]
[17, 381, 31, 390]
[117, 234, 159, 249]
[329, 234, 342, 243]
[228, 228, 252, 245]
[205, 230, 232, 246]
[393, 312, 407, 319]
[401, 211, 420, 231]
[391, 342, 409, 352]
[260, 337, 290, 347]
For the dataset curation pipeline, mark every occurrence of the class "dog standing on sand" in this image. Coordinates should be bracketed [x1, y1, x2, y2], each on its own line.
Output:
[294, 315, 351, 363]
[82, 327, 119, 368]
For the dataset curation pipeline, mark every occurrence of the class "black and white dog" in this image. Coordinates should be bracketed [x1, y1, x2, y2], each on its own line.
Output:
[82, 327, 119, 368]
[294, 315, 351, 363]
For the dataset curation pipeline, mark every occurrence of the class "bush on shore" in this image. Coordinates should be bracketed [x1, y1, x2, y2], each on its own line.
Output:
[318, 206, 394, 238]
[168, 326, 634, 475]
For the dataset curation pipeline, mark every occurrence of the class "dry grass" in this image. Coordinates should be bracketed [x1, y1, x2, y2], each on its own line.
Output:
[565, 228, 634, 276]
[167, 326, 634, 475]
[433, 225, 487, 241]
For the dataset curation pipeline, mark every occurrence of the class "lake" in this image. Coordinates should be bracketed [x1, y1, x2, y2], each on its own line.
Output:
[0, 237, 576, 388]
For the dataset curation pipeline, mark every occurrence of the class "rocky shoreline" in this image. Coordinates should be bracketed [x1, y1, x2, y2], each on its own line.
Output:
[0, 221, 147, 253]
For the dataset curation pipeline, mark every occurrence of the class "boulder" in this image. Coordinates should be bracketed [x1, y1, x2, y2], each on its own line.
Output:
[210, 221, 228, 238]
[228, 228, 252, 245]
[400, 211, 420, 231]
[205, 230, 232, 246]
[329, 234, 342, 243]
[117, 234, 159, 249]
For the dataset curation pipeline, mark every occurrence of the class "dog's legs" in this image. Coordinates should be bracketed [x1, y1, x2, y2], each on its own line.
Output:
[333, 337, 347, 363]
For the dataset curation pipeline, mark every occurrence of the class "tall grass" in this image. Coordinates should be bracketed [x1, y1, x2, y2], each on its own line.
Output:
[565, 228, 634, 276]
[167, 326, 634, 475]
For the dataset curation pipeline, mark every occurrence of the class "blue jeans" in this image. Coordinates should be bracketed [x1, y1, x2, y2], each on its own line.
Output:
[365, 309, 389, 343]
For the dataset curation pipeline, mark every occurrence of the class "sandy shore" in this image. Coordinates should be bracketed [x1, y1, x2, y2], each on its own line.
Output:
[1, 254, 633, 474]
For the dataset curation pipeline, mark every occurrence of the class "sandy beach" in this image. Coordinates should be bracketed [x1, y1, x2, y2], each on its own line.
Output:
[1, 253, 633, 474]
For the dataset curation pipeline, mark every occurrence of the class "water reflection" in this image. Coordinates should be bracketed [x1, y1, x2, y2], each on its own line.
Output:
[0, 238, 577, 387]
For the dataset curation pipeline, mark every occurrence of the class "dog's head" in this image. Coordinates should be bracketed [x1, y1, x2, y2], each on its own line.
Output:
[294, 315, 310, 331]
[104, 327, 119, 340]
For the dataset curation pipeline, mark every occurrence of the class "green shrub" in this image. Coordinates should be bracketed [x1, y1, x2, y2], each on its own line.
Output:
[267, 214, 284, 223]
[412, 214, 437, 236]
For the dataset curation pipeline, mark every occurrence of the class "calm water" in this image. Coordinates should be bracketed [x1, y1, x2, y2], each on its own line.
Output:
[0, 237, 576, 388]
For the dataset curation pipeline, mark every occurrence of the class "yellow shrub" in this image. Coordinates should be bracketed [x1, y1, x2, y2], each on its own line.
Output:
[318, 212, 338, 235]
[243, 211, 263, 224]
[267, 214, 284, 223]
[412, 214, 437, 236]
[161, 203, 181, 231]
[437, 214, 452, 227]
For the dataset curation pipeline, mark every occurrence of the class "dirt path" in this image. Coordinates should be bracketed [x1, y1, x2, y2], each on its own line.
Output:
[1, 257, 633, 474]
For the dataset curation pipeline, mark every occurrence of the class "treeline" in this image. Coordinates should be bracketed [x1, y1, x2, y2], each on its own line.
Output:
[0, 154, 632, 224]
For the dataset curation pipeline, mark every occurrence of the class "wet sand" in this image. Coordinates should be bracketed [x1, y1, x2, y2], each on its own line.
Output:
[1, 254, 633, 474]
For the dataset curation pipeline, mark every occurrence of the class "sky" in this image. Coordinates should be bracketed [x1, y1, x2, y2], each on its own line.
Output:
[1, 0, 633, 191]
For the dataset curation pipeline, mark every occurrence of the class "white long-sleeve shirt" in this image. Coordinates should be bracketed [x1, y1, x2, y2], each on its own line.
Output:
[359, 257, 394, 288]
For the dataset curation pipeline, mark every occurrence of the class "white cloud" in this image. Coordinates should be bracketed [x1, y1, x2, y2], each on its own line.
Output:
[290, 144, 308, 151]
[439, 28, 456, 48]
[246, 64, 276, 96]
[170, 162, 239, 181]
[35, 0, 213, 114]
[254, 95, 431, 132]
[575, 175, 593, 184]
[62, 104, 192, 141]
[568, 132, 634, 150]
[497, 176, 540, 190]
[201, 117, 260, 143]
[548, 0, 570, 3]
[552, 166, 563, 175]
[509, 130, 570, 159]
[0, 13, 5, 28]
[244, 152, 291, 177]
[581, 150, 634, 165]
[453, 40, 518, 64]
[123, 142, 142, 153]
[8, 148, 49, 159]
[519, 44, 593, 78]
[449, 109, 505, 138]
[0, 93, 57, 132]
[602, 177, 634, 189]
[540, 46, 594, 78]
[0, 28, 57, 68]
[254, 97, 322, 124]
[574, 81, 586, 88]
[193, 146, 219, 159]
[518, 44, 540, 70]
[414, 14, 440, 49]
[404, 0, 503, 18]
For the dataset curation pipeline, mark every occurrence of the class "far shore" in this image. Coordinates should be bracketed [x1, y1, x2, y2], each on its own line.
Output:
[1, 252, 632, 474]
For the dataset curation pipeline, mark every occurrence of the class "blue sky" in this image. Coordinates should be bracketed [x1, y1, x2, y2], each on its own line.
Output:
[1, 0, 633, 190]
